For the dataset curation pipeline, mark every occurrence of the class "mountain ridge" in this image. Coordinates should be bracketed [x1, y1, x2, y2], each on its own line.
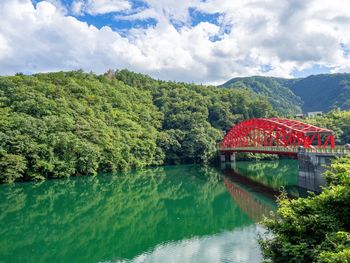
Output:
[220, 73, 350, 114]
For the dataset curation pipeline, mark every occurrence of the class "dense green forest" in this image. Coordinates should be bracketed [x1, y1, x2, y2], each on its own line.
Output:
[222, 73, 350, 114]
[2, 69, 349, 183]
[220, 76, 302, 115]
[0, 70, 274, 183]
[260, 155, 350, 262]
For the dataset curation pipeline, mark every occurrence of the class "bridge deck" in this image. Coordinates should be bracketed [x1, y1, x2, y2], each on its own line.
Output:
[220, 146, 350, 156]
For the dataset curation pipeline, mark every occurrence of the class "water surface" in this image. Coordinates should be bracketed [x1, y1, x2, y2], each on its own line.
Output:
[0, 160, 299, 263]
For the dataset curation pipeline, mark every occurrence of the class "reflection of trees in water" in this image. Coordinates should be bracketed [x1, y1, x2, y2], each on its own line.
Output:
[223, 171, 277, 223]
[0, 165, 252, 263]
[234, 160, 298, 189]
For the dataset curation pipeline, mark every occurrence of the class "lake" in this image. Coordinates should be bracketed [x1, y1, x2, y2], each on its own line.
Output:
[0, 160, 301, 263]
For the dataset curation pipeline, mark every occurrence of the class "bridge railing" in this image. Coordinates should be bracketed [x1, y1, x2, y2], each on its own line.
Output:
[303, 146, 350, 154]
[221, 146, 298, 152]
[220, 145, 350, 155]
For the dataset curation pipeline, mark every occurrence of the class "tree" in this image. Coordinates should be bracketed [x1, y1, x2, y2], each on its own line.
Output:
[0, 151, 27, 183]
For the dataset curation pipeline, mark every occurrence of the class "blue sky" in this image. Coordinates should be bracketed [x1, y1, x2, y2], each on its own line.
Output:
[0, 0, 349, 83]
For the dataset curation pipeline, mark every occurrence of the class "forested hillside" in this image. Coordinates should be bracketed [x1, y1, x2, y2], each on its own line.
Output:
[221, 73, 350, 114]
[115, 70, 274, 163]
[0, 70, 274, 183]
[220, 76, 302, 115]
[289, 74, 350, 112]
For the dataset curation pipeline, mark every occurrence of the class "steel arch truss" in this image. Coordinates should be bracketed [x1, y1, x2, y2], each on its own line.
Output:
[221, 118, 335, 150]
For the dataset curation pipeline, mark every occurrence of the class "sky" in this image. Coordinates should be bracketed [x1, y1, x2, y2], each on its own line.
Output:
[0, 0, 350, 84]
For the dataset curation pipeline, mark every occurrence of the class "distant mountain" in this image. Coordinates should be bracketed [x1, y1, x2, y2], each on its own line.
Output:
[220, 73, 350, 115]
[220, 76, 302, 115]
[287, 74, 350, 113]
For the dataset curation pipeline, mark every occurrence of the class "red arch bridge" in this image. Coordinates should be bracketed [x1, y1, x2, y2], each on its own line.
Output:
[220, 118, 340, 158]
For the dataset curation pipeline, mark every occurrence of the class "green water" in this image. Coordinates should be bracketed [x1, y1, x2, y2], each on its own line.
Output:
[0, 160, 299, 263]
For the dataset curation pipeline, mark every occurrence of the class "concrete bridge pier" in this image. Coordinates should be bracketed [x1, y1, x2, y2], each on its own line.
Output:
[220, 154, 226, 163]
[220, 153, 236, 163]
[297, 149, 335, 192]
[220, 153, 236, 170]
[230, 153, 236, 163]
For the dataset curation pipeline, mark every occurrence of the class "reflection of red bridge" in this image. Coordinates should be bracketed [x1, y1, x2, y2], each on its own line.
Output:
[220, 118, 336, 157]
[223, 170, 278, 222]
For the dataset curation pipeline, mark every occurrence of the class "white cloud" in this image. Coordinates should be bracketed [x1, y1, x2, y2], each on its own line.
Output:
[0, 34, 10, 60]
[0, 0, 349, 83]
[137, 0, 198, 23]
[71, 0, 84, 15]
[71, 0, 131, 15]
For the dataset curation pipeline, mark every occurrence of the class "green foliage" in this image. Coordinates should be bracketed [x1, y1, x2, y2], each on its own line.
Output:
[260, 156, 350, 262]
[0, 70, 275, 182]
[0, 151, 27, 183]
[116, 69, 275, 165]
[221, 76, 302, 115]
[0, 71, 162, 182]
[236, 152, 279, 161]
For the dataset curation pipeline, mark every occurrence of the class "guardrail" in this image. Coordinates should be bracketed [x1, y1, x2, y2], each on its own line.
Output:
[220, 146, 350, 155]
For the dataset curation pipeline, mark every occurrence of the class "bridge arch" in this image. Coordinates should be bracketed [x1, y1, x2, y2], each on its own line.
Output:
[221, 118, 335, 150]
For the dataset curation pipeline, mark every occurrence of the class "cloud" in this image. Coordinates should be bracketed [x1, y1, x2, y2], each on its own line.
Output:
[0, 0, 349, 83]
[0, 1, 127, 73]
[71, 0, 84, 15]
[71, 0, 131, 15]
[192, 0, 350, 78]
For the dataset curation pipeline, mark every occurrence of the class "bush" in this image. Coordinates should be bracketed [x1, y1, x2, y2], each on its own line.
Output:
[260, 156, 350, 262]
